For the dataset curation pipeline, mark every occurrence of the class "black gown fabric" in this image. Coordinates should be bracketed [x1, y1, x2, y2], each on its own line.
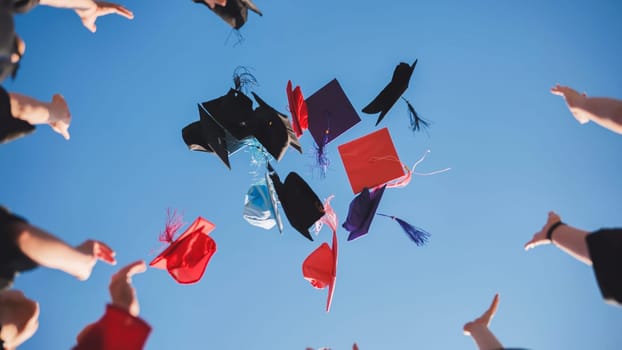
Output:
[586, 228, 622, 306]
[0, 86, 35, 143]
[0, 206, 38, 290]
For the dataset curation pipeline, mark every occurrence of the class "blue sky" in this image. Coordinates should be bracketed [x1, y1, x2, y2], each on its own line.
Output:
[2, 0, 622, 349]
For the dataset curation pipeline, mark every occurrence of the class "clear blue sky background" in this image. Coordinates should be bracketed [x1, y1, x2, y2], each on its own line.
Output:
[2, 0, 622, 349]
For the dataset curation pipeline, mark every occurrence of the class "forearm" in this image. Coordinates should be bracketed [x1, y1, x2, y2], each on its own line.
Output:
[467, 324, 503, 350]
[38, 0, 96, 11]
[582, 97, 622, 134]
[551, 225, 592, 266]
[12, 223, 92, 279]
[8, 93, 52, 125]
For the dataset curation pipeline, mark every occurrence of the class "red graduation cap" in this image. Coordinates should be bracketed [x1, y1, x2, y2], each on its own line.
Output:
[150, 216, 217, 284]
[338, 128, 405, 194]
[302, 230, 338, 312]
[286, 80, 308, 138]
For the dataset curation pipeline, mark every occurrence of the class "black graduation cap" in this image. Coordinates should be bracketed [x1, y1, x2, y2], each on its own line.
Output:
[251, 92, 302, 161]
[201, 88, 255, 141]
[182, 104, 245, 169]
[268, 163, 324, 241]
[362, 60, 427, 130]
[193, 0, 262, 29]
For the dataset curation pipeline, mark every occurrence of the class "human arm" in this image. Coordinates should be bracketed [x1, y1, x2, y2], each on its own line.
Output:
[11, 221, 116, 280]
[8, 92, 71, 140]
[38, 0, 133, 33]
[74, 261, 151, 350]
[551, 84, 622, 135]
[524, 211, 592, 265]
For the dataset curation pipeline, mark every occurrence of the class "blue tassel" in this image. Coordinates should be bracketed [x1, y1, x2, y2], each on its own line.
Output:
[232, 66, 257, 93]
[377, 213, 430, 246]
[402, 97, 429, 132]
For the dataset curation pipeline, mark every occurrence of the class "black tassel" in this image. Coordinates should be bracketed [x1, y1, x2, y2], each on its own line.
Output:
[232, 66, 257, 92]
[402, 97, 429, 132]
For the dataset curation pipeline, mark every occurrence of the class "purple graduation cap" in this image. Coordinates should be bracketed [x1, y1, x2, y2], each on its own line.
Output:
[305, 79, 361, 176]
[342, 185, 386, 241]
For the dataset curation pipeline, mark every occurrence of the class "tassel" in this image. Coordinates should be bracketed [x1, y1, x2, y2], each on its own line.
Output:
[384, 150, 451, 189]
[314, 195, 337, 235]
[159, 208, 184, 243]
[314, 133, 330, 178]
[402, 97, 429, 132]
[232, 66, 257, 92]
[377, 213, 430, 246]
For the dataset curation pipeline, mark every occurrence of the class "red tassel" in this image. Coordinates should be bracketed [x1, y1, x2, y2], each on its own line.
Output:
[159, 209, 184, 243]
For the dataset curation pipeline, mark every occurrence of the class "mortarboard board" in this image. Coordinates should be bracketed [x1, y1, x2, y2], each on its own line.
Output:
[302, 230, 338, 312]
[305, 79, 361, 175]
[0, 86, 34, 144]
[338, 128, 405, 194]
[201, 88, 255, 141]
[286, 80, 308, 138]
[150, 216, 217, 284]
[306, 79, 361, 147]
[194, 0, 262, 29]
[242, 175, 283, 232]
[182, 104, 246, 169]
[362, 60, 416, 125]
[268, 163, 324, 241]
[362, 60, 429, 131]
[342, 185, 386, 241]
[250, 92, 302, 161]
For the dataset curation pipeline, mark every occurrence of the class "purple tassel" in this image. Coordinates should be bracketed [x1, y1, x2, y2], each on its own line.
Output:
[402, 97, 429, 132]
[313, 133, 330, 178]
[377, 213, 430, 246]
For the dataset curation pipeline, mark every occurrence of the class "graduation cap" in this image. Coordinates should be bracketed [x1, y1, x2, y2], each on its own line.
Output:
[182, 104, 246, 169]
[194, 0, 262, 29]
[342, 186, 386, 241]
[286, 80, 308, 138]
[306, 79, 361, 175]
[302, 230, 338, 312]
[342, 187, 431, 245]
[150, 215, 217, 284]
[362, 59, 429, 131]
[268, 163, 324, 241]
[0, 86, 35, 144]
[242, 174, 283, 232]
[250, 92, 302, 161]
[338, 128, 405, 194]
[201, 88, 255, 141]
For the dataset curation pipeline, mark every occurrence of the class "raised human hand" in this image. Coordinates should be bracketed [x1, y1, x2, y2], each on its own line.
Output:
[463, 294, 499, 335]
[109, 260, 147, 317]
[48, 94, 71, 140]
[76, 1, 134, 33]
[524, 211, 561, 251]
[74, 240, 116, 280]
[551, 84, 590, 124]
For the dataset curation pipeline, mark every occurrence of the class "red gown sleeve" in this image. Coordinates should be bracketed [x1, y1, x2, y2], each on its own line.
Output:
[73, 304, 152, 350]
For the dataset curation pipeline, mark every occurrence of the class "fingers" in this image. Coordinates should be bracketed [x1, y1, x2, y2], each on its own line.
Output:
[94, 241, 117, 265]
[488, 293, 500, 317]
[98, 2, 134, 19]
[114, 260, 147, 281]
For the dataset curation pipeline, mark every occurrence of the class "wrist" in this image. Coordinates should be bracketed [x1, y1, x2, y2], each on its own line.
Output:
[547, 221, 566, 243]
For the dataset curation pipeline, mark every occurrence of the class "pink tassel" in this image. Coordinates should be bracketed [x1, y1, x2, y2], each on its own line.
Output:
[382, 150, 450, 189]
[314, 195, 338, 235]
[159, 208, 184, 243]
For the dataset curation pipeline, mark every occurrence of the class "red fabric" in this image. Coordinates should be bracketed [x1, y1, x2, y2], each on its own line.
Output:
[337, 128, 405, 194]
[73, 304, 151, 350]
[286, 80, 308, 138]
[302, 231, 338, 312]
[150, 217, 217, 284]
